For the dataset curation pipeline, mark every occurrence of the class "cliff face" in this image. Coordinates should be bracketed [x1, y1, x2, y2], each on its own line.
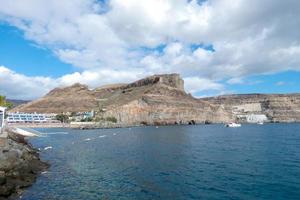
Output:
[203, 94, 300, 123]
[95, 74, 231, 124]
[100, 84, 232, 125]
[124, 74, 184, 91]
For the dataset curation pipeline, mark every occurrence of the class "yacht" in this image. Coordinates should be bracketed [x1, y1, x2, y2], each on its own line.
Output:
[225, 122, 241, 127]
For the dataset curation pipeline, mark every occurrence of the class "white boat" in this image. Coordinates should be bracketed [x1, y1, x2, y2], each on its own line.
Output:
[225, 122, 241, 127]
[257, 122, 264, 125]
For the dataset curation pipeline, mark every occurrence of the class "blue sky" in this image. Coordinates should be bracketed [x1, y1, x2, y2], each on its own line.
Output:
[0, 0, 299, 100]
[0, 24, 75, 77]
[224, 71, 300, 94]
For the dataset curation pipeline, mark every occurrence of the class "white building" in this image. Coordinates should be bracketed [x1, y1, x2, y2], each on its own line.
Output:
[246, 114, 268, 123]
[0, 107, 6, 132]
[7, 112, 57, 123]
[237, 114, 268, 123]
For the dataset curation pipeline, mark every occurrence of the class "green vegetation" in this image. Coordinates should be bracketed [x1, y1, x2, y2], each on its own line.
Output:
[93, 116, 117, 123]
[81, 117, 93, 122]
[55, 114, 69, 123]
[106, 116, 117, 123]
[70, 112, 77, 117]
[94, 117, 102, 122]
[0, 95, 13, 109]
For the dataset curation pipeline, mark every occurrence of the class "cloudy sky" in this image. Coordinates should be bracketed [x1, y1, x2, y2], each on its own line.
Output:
[0, 0, 299, 100]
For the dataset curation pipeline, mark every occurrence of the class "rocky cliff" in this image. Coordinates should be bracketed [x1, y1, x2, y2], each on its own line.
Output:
[0, 129, 48, 199]
[91, 73, 232, 125]
[98, 81, 231, 125]
[202, 94, 300, 123]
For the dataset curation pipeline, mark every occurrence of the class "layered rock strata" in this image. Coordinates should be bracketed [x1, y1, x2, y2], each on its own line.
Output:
[203, 94, 300, 123]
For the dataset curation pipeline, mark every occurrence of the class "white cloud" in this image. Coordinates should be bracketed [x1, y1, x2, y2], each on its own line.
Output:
[0, 66, 144, 100]
[0, 0, 300, 98]
[58, 68, 144, 87]
[184, 77, 224, 94]
[0, 66, 55, 100]
[227, 77, 244, 85]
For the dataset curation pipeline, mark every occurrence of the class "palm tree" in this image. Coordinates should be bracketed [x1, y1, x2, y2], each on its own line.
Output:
[0, 96, 5, 106]
[0, 95, 13, 109]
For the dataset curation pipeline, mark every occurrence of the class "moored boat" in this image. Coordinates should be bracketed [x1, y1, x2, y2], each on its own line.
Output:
[225, 122, 241, 127]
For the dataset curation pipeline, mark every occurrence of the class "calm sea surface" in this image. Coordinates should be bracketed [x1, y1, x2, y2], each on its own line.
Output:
[21, 124, 300, 200]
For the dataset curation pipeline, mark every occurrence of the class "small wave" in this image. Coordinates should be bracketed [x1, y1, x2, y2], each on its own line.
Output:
[84, 138, 92, 141]
[44, 146, 53, 150]
[113, 133, 117, 136]
[99, 135, 107, 138]
[41, 171, 48, 175]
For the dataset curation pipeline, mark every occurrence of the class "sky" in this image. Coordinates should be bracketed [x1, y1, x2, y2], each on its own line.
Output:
[0, 0, 299, 100]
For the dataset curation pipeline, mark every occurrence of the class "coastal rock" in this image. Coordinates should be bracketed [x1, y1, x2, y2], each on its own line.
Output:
[0, 129, 48, 199]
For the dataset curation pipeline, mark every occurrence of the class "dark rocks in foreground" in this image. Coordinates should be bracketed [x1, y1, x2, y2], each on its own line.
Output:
[0, 130, 48, 199]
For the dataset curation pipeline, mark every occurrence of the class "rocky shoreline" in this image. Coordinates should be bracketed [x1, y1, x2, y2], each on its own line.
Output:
[0, 129, 48, 200]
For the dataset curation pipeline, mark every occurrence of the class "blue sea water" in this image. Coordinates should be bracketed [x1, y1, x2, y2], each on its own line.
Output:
[21, 124, 300, 200]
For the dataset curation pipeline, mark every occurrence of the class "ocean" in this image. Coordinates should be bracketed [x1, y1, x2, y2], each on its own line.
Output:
[21, 124, 300, 200]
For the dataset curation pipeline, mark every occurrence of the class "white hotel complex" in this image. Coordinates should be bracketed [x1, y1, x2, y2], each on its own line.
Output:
[7, 113, 57, 123]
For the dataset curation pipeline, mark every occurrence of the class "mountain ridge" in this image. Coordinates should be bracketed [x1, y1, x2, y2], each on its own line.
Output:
[11, 73, 300, 124]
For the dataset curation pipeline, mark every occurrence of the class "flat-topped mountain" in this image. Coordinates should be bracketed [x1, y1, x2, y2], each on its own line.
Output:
[11, 74, 300, 124]
[12, 74, 232, 125]
[94, 74, 231, 125]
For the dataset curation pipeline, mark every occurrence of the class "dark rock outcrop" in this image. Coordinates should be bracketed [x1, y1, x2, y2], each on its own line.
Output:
[0, 130, 48, 199]
[124, 74, 184, 91]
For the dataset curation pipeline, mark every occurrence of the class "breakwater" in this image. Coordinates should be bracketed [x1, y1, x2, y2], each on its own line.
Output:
[0, 128, 48, 199]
